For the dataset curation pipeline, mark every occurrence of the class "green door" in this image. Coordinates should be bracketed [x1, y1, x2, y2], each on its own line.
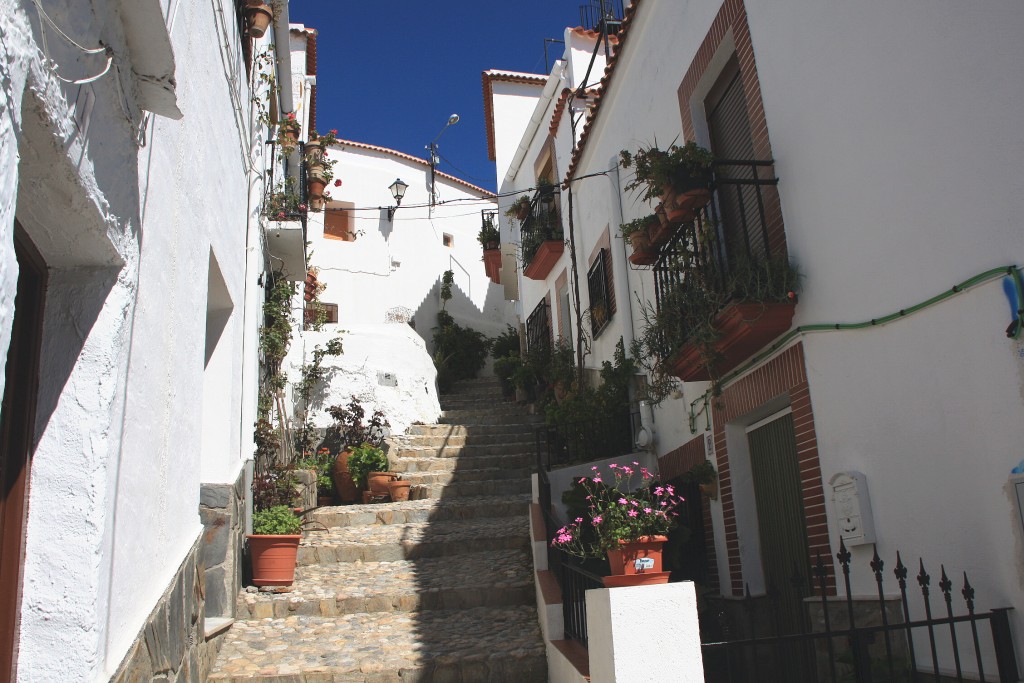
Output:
[748, 412, 812, 632]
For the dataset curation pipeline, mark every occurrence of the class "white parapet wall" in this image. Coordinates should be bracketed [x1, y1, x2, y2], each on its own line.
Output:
[586, 582, 705, 683]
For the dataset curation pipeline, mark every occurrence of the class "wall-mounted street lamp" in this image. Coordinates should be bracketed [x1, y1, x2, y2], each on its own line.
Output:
[387, 178, 408, 222]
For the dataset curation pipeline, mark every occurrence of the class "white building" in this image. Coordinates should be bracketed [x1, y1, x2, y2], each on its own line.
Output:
[487, 0, 1024, 675]
[283, 138, 516, 433]
[0, 1, 304, 679]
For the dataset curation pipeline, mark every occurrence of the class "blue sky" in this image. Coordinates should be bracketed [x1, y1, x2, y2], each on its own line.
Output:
[286, 0, 586, 192]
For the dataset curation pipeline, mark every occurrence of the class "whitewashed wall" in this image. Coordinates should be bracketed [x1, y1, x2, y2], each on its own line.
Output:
[305, 144, 514, 351]
[0, 0, 270, 678]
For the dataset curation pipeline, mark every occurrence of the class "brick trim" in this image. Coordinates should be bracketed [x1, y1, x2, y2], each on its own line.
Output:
[676, 0, 786, 255]
[711, 342, 833, 595]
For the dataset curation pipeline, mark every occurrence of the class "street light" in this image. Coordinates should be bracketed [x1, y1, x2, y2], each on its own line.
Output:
[427, 114, 459, 206]
[387, 178, 408, 222]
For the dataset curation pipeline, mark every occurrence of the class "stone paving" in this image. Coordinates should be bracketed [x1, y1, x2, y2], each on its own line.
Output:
[208, 377, 548, 682]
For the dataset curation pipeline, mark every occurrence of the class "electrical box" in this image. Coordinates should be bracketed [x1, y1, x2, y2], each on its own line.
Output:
[828, 471, 876, 546]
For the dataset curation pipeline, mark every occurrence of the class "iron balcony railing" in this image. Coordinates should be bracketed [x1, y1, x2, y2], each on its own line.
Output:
[652, 159, 780, 348]
[579, 0, 625, 34]
[535, 412, 638, 472]
[520, 184, 562, 272]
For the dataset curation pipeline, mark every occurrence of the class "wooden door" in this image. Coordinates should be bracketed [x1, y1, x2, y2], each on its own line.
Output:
[748, 412, 811, 629]
[0, 225, 46, 681]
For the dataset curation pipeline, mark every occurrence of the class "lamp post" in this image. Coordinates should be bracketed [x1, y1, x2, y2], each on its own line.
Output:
[387, 178, 408, 222]
[427, 114, 459, 206]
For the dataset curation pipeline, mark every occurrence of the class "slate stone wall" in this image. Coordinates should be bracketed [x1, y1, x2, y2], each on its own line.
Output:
[110, 540, 206, 682]
[198, 472, 246, 620]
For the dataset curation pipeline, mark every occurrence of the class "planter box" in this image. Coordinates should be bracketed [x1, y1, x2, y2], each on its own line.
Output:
[483, 248, 501, 284]
[669, 302, 796, 381]
[523, 239, 564, 280]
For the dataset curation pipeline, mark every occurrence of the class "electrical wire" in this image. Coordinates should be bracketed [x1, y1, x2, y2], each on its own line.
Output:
[31, 0, 105, 54]
[684, 265, 1024, 432]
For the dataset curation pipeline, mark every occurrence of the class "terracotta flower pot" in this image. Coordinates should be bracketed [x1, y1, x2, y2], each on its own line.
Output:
[307, 177, 327, 201]
[387, 480, 411, 502]
[627, 229, 658, 266]
[247, 534, 301, 586]
[304, 141, 325, 164]
[606, 535, 668, 576]
[368, 472, 397, 494]
[331, 450, 360, 503]
[243, 1, 273, 39]
[515, 202, 531, 221]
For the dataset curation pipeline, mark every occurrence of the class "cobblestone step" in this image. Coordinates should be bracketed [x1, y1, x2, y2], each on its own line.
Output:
[390, 452, 534, 473]
[298, 516, 529, 565]
[398, 467, 533, 486]
[391, 432, 535, 448]
[207, 606, 546, 682]
[237, 549, 533, 618]
[305, 495, 530, 529]
[438, 411, 544, 426]
[405, 423, 538, 437]
[439, 405, 538, 418]
[389, 443, 535, 459]
[419, 478, 532, 499]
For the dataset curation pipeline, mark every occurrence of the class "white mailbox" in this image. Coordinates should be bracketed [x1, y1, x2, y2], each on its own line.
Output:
[828, 471, 876, 546]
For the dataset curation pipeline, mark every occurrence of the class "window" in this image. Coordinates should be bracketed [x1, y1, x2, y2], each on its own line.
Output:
[442, 233, 453, 248]
[588, 248, 612, 337]
[304, 302, 338, 328]
[324, 204, 355, 241]
[558, 283, 571, 341]
[526, 299, 551, 354]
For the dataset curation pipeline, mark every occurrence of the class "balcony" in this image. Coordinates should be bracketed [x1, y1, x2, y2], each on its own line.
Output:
[652, 160, 796, 381]
[521, 184, 564, 281]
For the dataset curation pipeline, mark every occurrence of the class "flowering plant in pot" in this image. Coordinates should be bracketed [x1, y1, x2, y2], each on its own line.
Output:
[326, 398, 390, 503]
[248, 505, 303, 586]
[551, 462, 684, 586]
[504, 195, 532, 223]
[277, 112, 301, 151]
[263, 177, 306, 220]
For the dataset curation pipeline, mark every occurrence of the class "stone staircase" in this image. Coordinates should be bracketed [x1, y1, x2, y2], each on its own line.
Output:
[208, 377, 548, 682]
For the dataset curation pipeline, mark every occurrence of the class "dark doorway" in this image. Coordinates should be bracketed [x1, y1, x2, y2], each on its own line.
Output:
[0, 223, 47, 681]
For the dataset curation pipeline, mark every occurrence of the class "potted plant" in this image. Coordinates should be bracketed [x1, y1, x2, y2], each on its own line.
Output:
[327, 399, 390, 503]
[682, 460, 719, 500]
[620, 141, 714, 223]
[620, 215, 659, 265]
[304, 128, 338, 164]
[347, 443, 391, 493]
[242, 0, 273, 38]
[248, 505, 303, 586]
[505, 195, 532, 223]
[263, 177, 306, 220]
[277, 112, 301, 152]
[551, 463, 685, 587]
[478, 215, 500, 251]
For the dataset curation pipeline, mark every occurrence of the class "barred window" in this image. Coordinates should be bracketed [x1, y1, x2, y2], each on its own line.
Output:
[588, 248, 612, 337]
[526, 299, 551, 354]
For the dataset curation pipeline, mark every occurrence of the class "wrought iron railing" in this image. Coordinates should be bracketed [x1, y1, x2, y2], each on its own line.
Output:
[650, 160, 781, 358]
[700, 541, 1019, 683]
[588, 248, 611, 337]
[526, 299, 551, 354]
[520, 184, 562, 272]
[535, 412, 638, 471]
[579, 0, 625, 34]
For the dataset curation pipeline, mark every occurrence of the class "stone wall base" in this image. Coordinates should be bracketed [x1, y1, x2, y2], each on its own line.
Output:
[199, 471, 246, 620]
[110, 537, 205, 682]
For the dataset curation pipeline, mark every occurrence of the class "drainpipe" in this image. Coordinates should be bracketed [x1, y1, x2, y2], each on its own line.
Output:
[609, 159, 655, 450]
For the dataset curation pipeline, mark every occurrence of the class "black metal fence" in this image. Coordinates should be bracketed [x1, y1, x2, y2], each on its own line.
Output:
[701, 541, 1019, 683]
[534, 413, 638, 472]
[653, 159, 779, 314]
